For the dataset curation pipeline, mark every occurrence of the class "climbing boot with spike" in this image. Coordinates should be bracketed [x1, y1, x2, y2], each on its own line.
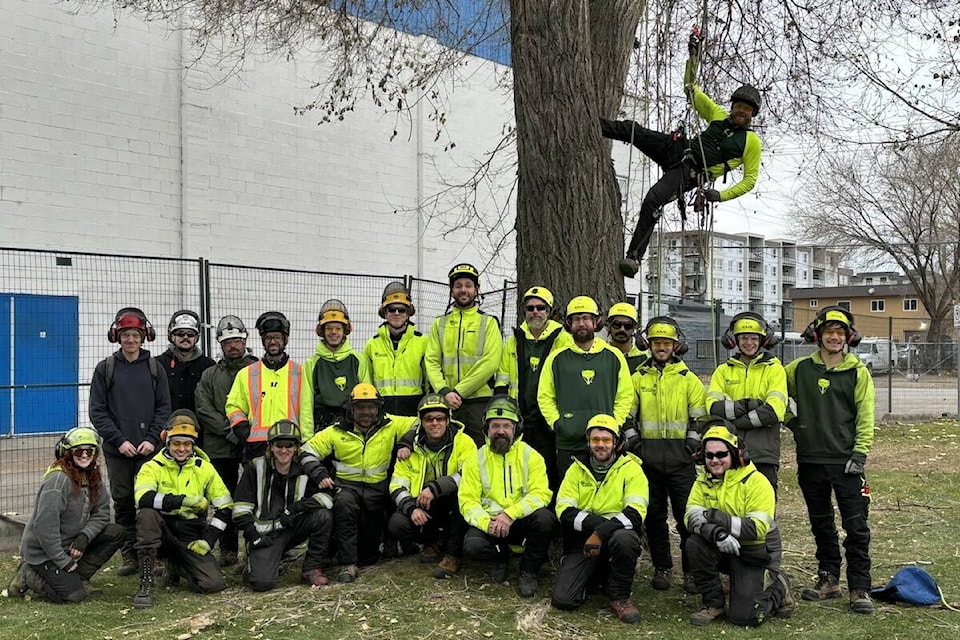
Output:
[132, 551, 156, 609]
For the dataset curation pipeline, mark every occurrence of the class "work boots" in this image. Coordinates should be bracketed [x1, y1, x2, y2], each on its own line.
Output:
[117, 551, 138, 577]
[801, 571, 841, 601]
[433, 555, 460, 580]
[776, 573, 797, 618]
[132, 551, 156, 609]
[651, 567, 672, 590]
[7, 563, 29, 598]
[690, 605, 725, 626]
[610, 599, 641, 624]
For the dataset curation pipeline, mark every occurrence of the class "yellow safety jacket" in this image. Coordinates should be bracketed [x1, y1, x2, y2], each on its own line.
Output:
[685, 462, 776, 546]
[459, 441, 552, 532]
[425, 305, 502, 400]
[225, 360, 302, 444]
[389, 421, 477, 515]
[363, 324, 428, 398]
[302, 414, 417, 486]
[556, 453, 649, 531]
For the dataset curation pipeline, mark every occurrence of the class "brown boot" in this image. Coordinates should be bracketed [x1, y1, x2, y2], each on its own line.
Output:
[6, 563, 28, 598]
[610, 599, 641, 624]
[302, 568, 330, 587]
[801, 571, 841, 601]
[433, 555, 460, 579]
[690, 605, 725, 626]
[117, 551, 138, 577]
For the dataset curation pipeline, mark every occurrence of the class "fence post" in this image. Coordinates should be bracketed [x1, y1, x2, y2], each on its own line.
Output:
[887, 316, 893, 414]
[200, 258, 212, 358]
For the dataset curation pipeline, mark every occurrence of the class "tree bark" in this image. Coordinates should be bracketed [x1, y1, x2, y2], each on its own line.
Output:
[510, 0, 644, 322]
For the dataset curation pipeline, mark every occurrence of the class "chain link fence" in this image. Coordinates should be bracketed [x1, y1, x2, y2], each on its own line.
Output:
[0, 246, 517, 514]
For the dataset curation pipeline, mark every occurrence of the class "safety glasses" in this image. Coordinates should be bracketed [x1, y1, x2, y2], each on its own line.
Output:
[525, 304, 547, 312]
[71, 447, 97, 458]
[172, 331, 197, 338]
[704, 450, 730, 460]
[272, 441, 298, 450]
[385, 306, 408, 314]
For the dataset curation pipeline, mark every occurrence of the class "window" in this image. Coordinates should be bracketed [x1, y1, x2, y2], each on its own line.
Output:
[727, 279, 733, 291]
[737, 262, 743, 273]
[870, 300, 885, 312]
[737, 281, 743, 292]
[865, 277, 873, 284]
[809, 299, 818, 308]
[801, 269, 808, 279]
[838, 301, 851, 311]
[880, 276, 888, 283]
[903, 298, 918, 311]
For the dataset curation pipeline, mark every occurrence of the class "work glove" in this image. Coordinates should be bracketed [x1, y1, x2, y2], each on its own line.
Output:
[785, 417, 800, 433]
[249, 536, 273, 550]
[704, 189, 721, 202]
[187, 540, 211, 556]
[69, 533, 89, 553]
[688, 31, 704, 57]
[844, 452, 867, 475]
[226, 421, 251, 445]
[619, 422, 641, 456]
[684, 429, 701, 457]
[583, 532, 603, 559]
[181, 495, 209, 514]
[715, 531, 741, 556]
[686, 508, 708, 535]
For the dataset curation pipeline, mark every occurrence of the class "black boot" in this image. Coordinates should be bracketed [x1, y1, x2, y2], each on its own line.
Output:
[132, 551, 156, 609]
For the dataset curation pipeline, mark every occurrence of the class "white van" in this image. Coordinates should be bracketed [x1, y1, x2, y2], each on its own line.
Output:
[852, 338, 899, 373]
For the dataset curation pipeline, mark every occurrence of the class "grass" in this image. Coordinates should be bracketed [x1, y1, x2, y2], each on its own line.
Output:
[2, 419, 960, 639]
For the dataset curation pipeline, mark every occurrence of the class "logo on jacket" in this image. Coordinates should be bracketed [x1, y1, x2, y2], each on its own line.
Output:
[581, 370, 595, 385]
[817, 378, 830, 395]
[335, 376, 347, 391]
[529, 356, 541, 372]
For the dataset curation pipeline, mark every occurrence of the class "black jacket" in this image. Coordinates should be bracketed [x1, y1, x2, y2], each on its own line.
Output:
[156, 348, 216, 413]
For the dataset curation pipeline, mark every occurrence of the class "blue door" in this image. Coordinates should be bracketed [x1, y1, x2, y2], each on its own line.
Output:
[0, 294, 79, 435]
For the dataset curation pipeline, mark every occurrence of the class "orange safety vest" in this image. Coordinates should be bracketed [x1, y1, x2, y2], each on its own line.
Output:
[228, 362, 302, 443]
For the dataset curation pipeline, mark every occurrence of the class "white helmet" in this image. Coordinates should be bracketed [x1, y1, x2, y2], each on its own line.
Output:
[216, 315, 247, 342]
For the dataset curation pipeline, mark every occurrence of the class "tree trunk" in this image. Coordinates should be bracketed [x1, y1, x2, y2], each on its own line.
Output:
[510, 0, 644, 322]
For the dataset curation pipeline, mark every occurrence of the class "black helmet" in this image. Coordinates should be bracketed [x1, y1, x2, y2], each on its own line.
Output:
[255, 311, 290, 336]
[731, 84, 761, 115]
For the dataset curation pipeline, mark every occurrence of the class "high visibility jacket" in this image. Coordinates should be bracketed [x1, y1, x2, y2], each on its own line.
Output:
[785, 351, 875, 464]
[556, 453, 649, 535]
[134, 447, 232, 544]
[458, 441, 552, 532]
[706, 351, 787, 466]
[631, 356, 707, 471]
[225, 360, 302, 444]
[425, 305, 502, 400]
[302, 414, 417, 486]
[685, 462, 776, 547]
[537, 338, 634, 451]
[300, 339, 369, 439]
[232, 456, 331, 537]
[363, 324, 428, 399]
[495, 320, 570, 422]
[389, 421, 477, 516]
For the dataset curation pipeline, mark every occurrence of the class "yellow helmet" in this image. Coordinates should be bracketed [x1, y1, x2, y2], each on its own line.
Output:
[166, 409, 199, 442]
[522, 286, 554, 309]
[350, 383, 380, 402]
[608, 302, 638, 324]
[585, 414, 620, 439]
[378, 281, 415, 318]
[732, 316, 765, 336]
[448, 263, 480, 288]
[702, 424, 739, 449]
[646, 321, 680, 342]
[565, 296, 600, 318]
[316, 299, 352, 336]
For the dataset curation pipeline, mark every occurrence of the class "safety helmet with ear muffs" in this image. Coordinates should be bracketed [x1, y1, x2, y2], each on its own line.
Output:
[346, 383, 384, 425]
[267, 419, 302, 444]
[108, 307, 156, 343]
[721, 312, 779, 350]
[698, 418, 750, 468]
[54, 427, 101, 459]
[379, 281, 416, 318]
[316, 299, 353, 337]
[801, 306, 861, 347]
[483, 394, 523, 438]
[255, 311, 290, 336]
[163, 409, 200, 444]
[448, 263, 481, 289]
[638, 316, 689, 355]
[417, 393, 451, 418]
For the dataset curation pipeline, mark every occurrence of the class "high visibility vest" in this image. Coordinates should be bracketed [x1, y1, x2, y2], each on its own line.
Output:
[226, 361, 302, 443]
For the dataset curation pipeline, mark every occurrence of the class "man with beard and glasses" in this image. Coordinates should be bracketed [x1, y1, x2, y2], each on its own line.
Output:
[630, 316, 706, 594]
[157, 310, 215, 417]
[538, 296, 633, 477]
[494, 286, 570, 491]
[425, 263, 503, 446]
[606, 302, 645, 373]
[225, 311, 302, 460]
[552, 414, 648, 624]
[459, 395, 557, 598]
[195, 315, 258, 566]
[300, 299, 369, 439]
[785, 307, 875, 615]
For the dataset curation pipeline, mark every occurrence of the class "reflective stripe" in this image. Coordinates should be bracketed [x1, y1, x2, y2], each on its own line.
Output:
[730, 515, 743, 537]
[494, 372, 510, 385]
[211, 495, 231, 508]
[209, 517, 227, 531]
[747, 510, 774, 527]
[394, 476, 412, 490]
[685, 430, 700, 441]
[573, 510, 589, 532]
[689, 406, 707, 418]
[374, 378, 421, 390]
[724, 400, 737, 420]
[614, 512, 632, 529]
[153, 494, 166, 510]
[768, 390, 787, 403]
[749, 411, 763, 427]
[247, 363, 300, 442]
[622, 426, 639, 441]
[233, 502, 255, 517]
[227, 409, 247, 427]
[315, 493, 333, 509]
[557, 497, 577, 508]
[475, 315, 488, 355]
[334, 460, 390, 479]
[450, 472, 462, 487]
[465, 505, 487, 522]
[443, 355, 480, 367]
[640, 420, 688, 439]
[624, 493, 647, 508]
[254, 521, 276, 534]
[394, 489, 413, 507]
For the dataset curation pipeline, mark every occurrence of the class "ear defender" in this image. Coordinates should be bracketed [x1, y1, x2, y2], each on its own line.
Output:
[638, 316, 689, 356]
[720, 312, 779, 350]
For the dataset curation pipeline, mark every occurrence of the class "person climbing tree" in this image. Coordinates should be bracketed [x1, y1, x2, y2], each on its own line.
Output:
[601, 30, 764, 278]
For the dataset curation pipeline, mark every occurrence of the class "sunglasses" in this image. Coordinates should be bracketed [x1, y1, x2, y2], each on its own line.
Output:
[173, 331, 197, 338]
[385, 306, 408, 314]
[525, 304, 548, 312]
[272, 441, 298, 450]
[71, 447, 97, 458]
[609, 321, 636, 330]
[704, 450, 730, 460]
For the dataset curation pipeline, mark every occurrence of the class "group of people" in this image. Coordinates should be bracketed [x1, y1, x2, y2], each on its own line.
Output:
[6, 263, 876, 628]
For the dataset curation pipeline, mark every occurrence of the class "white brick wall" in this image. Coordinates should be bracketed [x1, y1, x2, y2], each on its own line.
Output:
[0, 0, 517, 283]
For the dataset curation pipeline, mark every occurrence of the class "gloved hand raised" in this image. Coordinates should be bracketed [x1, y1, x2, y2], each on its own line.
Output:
[187, 540, 211, 556]
[688, 31, 704, 57]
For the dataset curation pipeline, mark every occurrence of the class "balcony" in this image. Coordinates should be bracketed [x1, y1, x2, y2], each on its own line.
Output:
[748, 270, 763, 281]
[748, 288, 763, 300]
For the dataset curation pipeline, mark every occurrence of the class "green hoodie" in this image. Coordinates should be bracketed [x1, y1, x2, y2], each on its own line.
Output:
[785, 351, 875, 464]
[299, 338, 370, 439]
